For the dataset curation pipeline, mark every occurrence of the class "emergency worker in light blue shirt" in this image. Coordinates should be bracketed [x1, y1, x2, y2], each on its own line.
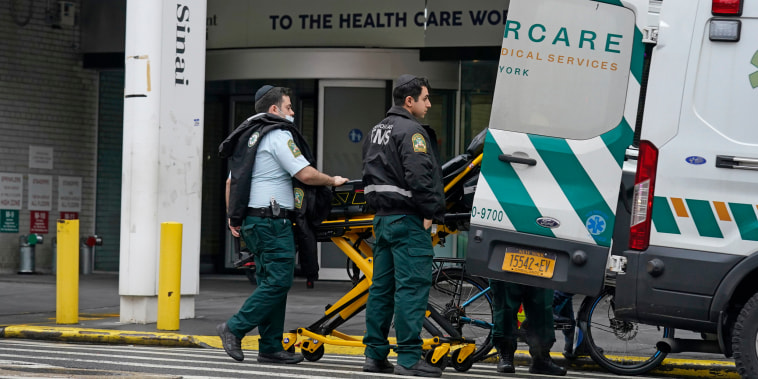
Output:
[216, 85, 348, 365]
[248, 129, 308, 209]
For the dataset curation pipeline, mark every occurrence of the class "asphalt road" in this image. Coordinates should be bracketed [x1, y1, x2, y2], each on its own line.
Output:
[0, 339, 718, 379]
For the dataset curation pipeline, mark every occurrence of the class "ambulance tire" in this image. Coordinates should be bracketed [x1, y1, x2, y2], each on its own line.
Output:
[732, 291, 758, 378]
[579, 287, 673, 375]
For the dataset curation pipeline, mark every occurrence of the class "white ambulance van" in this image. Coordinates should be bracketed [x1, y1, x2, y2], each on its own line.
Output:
[466, 0, 758, 375]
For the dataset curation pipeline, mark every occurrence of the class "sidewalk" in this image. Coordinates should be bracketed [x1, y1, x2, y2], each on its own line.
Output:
[0, 273, 740, 378]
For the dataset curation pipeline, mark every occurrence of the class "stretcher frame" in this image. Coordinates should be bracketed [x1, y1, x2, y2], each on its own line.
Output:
[283, 154, 483, 366]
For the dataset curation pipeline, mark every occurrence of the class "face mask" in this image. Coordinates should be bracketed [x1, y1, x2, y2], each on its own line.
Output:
[277, 107, 294, 123]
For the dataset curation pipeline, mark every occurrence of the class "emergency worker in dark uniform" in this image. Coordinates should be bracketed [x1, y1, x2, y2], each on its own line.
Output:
[361, 75, 445, 377]
[491, 281, 568, 376]
[216, 85, 348, 364]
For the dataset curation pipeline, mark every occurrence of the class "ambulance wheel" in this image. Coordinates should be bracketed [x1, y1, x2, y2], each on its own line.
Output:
[424, 349, 449, 370]
[732, 291, 758, 378]
[302, 345, 325, 362]
[451, 349, 474, 372]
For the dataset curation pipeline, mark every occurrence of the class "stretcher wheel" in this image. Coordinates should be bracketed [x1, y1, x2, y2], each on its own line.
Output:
[451, 349, 474, 372]
[424, 349, 449, 370]
[302, 344, 325, 362]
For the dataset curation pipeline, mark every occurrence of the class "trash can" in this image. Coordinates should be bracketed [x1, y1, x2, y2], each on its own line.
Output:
[18, 234, 43, 274]
[80, 241, 93, 275]
[80, 235, 102, 275]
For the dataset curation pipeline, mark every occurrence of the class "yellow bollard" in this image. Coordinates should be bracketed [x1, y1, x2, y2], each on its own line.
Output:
[56, 219, 79, 324]
[157, 222, 182, 330]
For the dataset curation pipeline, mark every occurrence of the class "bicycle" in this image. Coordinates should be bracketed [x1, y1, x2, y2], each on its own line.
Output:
[426, 258, 675, 375]
[423, 257, 494, 371]
[424, 257, 585, 372]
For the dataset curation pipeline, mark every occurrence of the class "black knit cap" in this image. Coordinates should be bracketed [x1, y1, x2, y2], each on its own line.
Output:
[254, 85, 275, 102]
[394, 74, 417, 90]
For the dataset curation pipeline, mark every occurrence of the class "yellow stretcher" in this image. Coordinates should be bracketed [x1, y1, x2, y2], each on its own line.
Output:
[282, 151, 485, 370]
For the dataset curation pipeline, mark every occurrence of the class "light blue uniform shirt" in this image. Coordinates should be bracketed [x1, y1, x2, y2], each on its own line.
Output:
[248, 129, 310, 210]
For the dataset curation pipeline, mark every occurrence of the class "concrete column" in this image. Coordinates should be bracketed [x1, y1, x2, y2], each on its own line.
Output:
[120, 0, 206, 324]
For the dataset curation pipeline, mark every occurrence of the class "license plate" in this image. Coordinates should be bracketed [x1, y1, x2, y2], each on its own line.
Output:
[502, 248, 556, 278]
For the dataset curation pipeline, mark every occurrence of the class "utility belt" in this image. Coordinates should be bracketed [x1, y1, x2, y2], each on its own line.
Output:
[246, 207, 294, 220]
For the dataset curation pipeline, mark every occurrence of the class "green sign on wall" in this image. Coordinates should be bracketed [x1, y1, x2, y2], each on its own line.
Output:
[1, 209, 19, 233]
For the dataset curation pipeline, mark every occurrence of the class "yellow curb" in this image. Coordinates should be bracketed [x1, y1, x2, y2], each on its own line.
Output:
[650, 357, 738, 378]
[1, 325, 204, 347]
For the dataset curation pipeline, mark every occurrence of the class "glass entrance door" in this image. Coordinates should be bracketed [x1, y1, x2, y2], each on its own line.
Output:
[317, 80, 388, 280]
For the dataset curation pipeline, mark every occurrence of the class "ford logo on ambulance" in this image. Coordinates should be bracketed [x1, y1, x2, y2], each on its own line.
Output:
[686, 156, 707, 165]
[536, 217, 561, 229]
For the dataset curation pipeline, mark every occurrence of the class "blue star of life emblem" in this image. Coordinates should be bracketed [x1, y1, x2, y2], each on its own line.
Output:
[586, 214, 606, 236]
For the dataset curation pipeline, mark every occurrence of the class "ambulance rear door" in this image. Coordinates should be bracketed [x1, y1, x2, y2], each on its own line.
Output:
[466, 0, 648, 296]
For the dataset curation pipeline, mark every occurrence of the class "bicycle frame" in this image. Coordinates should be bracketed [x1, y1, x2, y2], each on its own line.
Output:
[429, 258, 585, 356]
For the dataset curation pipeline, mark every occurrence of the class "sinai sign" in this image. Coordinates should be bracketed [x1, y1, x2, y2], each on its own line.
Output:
[175, 4, 191, 86]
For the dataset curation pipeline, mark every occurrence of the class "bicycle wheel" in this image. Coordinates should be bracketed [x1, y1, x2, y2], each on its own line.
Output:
[423, 268, 493, 369]
[579, 287, 674, 375]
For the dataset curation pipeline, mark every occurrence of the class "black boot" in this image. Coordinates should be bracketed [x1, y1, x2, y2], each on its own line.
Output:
[529, 346, 567, 376]
[493, 338, 516, 374]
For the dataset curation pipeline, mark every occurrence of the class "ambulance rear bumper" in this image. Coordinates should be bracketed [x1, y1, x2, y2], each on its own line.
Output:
[465, 225, 608, 297]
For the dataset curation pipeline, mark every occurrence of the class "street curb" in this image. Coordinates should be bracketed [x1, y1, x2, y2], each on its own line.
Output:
[0, 325, 207, 348]
[0, 325, 740, 378]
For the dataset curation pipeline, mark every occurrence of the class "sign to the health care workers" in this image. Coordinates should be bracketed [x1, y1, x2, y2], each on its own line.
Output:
[491, 0, 634, 139]
[206, 0, 510, 49]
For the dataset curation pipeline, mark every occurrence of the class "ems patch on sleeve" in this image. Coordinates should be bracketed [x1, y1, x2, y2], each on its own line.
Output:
[248, 132, 260, 147]
[412, 133, 427, 153]
[287, 139, 302, 157]
[293, 187, 304, 209]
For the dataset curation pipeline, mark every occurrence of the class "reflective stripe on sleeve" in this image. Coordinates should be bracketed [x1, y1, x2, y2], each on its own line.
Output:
[364, 184, 413, 198]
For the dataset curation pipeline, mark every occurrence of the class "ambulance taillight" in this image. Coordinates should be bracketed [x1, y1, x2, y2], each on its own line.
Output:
[629, 141, 659, 251]
[712, 0, 742, 15]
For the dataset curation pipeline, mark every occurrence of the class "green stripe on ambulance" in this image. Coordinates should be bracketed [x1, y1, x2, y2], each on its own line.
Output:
[652, 197, 758, 241]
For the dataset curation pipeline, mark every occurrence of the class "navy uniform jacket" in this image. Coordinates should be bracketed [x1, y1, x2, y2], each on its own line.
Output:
[362, 105, 445, 222]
